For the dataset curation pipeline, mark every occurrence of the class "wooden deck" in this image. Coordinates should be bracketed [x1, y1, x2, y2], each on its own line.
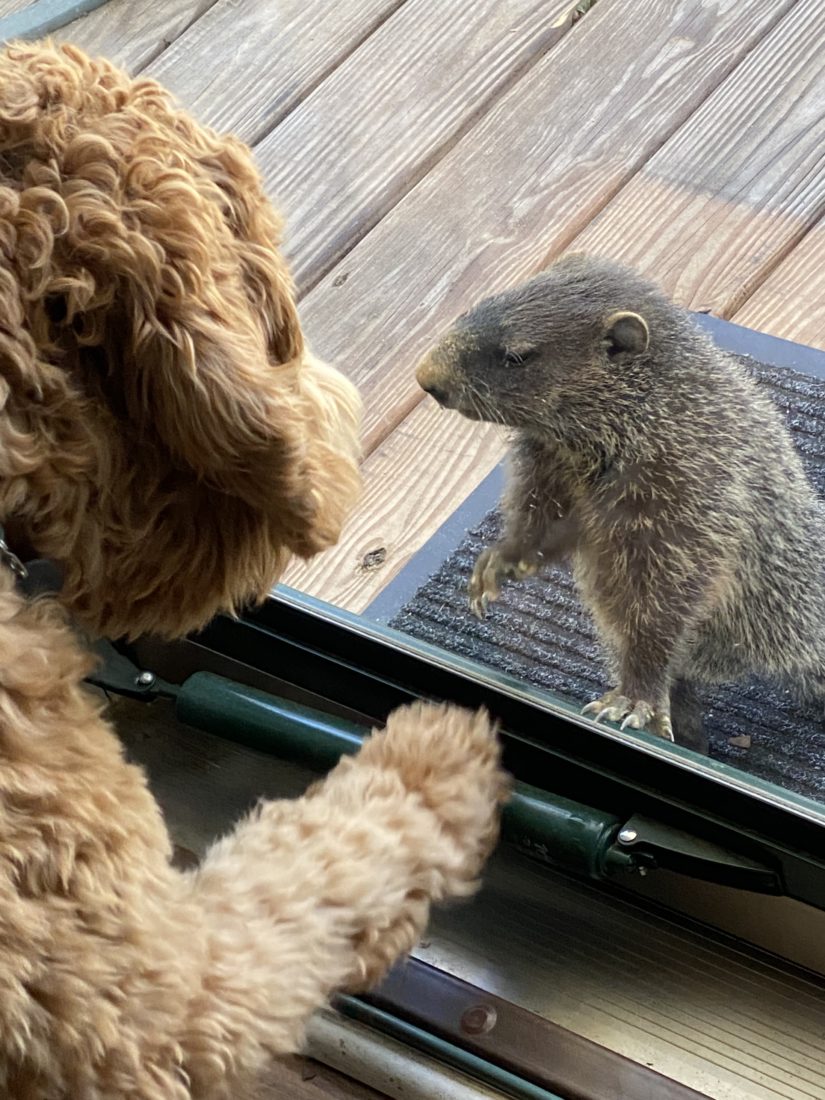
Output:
[36, 0, 825, 619]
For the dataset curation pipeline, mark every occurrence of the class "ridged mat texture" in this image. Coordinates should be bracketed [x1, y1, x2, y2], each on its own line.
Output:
[390, 357, 825, 801]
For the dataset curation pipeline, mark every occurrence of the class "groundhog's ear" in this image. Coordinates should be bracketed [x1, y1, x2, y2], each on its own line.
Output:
[604, 311, 649, 355]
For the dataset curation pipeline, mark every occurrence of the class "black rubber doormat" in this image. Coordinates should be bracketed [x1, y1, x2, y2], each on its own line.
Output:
[365, 317, 825, 801]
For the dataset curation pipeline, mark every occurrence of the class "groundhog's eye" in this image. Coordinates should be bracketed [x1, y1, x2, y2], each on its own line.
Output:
[503, 348, 536, 367]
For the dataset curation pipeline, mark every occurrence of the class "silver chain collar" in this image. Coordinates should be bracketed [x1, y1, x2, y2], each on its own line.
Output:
[0, 525, 29, 580]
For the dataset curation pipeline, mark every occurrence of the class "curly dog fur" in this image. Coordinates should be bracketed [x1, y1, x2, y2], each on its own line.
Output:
[0, 41, 509, 1098]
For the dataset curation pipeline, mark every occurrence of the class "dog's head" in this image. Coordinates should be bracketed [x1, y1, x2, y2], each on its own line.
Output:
[0, 42, 361, 638]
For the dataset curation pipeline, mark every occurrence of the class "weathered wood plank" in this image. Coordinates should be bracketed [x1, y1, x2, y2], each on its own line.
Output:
[570, 0, 825, 316]
[733, 221, 825, 351]
[288, 0, 801, 608]
[146, 0, 405, 142]
[55, 0, 216, 73]
[256, 0, 577, 292]
[0, 0, 30, 19]
[283, 401, 506, 611]
[297, 0, 797, 456]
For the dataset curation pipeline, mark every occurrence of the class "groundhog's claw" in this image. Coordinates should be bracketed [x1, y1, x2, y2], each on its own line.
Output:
[582, 690, 634, 723]
[471, 593, 490, 619]
[620, 704, 675, 743]
[582, 691, 674, 742]
[469, 546, 537, 618]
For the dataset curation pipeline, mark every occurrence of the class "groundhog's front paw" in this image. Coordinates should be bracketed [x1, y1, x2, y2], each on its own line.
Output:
[469, 546, 538, 618]
[582, 690, 674, 742]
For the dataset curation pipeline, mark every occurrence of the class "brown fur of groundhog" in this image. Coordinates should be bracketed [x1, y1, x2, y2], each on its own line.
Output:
[416, 253, 825, 749]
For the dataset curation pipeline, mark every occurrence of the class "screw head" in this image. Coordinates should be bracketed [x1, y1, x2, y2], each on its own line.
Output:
[460, 1004, 497, 1035]
[135, 670, 155, 687]
[618, 827, 638, 845]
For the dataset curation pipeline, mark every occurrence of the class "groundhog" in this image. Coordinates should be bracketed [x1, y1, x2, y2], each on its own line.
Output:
[415, 253, 825, 749]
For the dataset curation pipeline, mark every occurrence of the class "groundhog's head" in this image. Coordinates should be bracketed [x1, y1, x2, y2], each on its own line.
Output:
[416, 253, 678, 435]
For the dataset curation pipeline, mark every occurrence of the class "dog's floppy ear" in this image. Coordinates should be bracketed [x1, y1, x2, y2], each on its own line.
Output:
[23, 78, 362, 558]
[92, 128, 358, 558]
[121, 269, 358, 558]
[138, 301, 303, 485]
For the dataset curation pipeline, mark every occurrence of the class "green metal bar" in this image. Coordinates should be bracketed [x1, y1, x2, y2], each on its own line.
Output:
[175, 671, 634, 879]
[337, 996, 564, 1100]
[502, 781, 632, 877]
[176, 670, 364, 771]
[0, 0, 110, 42]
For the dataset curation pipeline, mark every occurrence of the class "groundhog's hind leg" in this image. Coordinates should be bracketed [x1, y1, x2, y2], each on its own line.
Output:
[670, 678, 708, 753]
[583, 675, 706, 750]
[580, 547, 719, 744]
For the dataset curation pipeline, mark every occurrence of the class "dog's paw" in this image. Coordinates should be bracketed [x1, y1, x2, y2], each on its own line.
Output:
[353, 701, 510, 852]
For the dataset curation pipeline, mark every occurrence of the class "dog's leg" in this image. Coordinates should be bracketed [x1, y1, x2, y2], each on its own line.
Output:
[0, 592, 505, 1095]
[179, 702, 507, 1090]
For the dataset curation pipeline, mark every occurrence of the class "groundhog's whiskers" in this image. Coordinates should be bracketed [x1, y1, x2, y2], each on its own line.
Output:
[467, 384, 493, 424]
[468, 381, 512, 429]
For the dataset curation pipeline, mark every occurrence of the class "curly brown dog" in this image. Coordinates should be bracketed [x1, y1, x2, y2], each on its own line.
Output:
[0, 41, 508, 1098]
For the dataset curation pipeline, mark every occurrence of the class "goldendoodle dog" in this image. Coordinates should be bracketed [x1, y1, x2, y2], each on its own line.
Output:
[0, 41, 508, 1098]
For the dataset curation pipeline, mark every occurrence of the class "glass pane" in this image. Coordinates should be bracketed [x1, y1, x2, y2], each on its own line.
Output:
[34, 0, 820, 826]
[268, 0, 825, 817]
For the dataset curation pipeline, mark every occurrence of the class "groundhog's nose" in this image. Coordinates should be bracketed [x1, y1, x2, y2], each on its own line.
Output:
[416, 351, 452, 405]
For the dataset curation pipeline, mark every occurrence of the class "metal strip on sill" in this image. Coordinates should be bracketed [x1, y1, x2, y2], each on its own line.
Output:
[336, 998, 563, 1100]
[358, 957, 711, 1100]
[307, 1007, 520, 1100]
